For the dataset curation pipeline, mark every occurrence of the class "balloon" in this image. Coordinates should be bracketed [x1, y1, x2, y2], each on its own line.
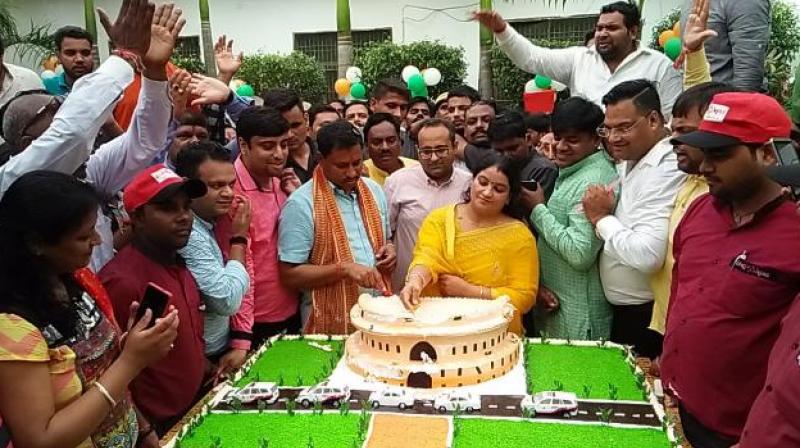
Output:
[40, 69, 56, 80]
[524, 79, 540, 93]
[658, 30, 676, 48]
[422, 68, 442, 86]
[534, 74, 552, 89]
[401, 65, 420, 83]
[350, 82, 367, 99]
[411, 86, 429, 98]
[664, 37, 682, 61]
[236, 84, 255, 97]
[407, 73, 426, 92]
[345, 66, 362, 83]
[334, 78, 351, 97]
[673, 22, 681, 37]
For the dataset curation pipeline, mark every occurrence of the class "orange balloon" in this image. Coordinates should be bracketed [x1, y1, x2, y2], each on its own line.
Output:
[673, 22, 681, 37]
[334, 78, 351, 97]
[659, 30, 676, 48]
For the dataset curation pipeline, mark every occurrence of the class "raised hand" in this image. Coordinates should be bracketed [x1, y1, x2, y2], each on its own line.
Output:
[674, 0, 718, 68]
[169, 69, 191, 119]
[188, 73, 232, 106]
[97, 0, 155, 58]
[214, 35, 243, 84]
[144, 3, 187, 76]
[471, 9, 507, 34]
[231, 195, 252, 237]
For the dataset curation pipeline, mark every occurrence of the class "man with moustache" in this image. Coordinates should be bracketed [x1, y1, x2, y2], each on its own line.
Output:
[45, 26, 95, 96]
[581, 79, 685, 358]
[474, 1, 681, 119]
[463, 101, 497, 172]
[662, 92, 800, 448]
[362, 113, 418, 186]
[279, 120, 394, 334]
[100, 164, 208, 435]
[215, 107, 302, 350]
[384, 118, 472, 292]
[263, 89, 318, 184]
[175, 142, 252, 372]
[401, 96, 433, 158]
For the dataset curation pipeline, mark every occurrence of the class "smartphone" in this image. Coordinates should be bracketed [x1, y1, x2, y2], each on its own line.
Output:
[135, 282, 172, 328]
[771, 138, 800, 198]
[521, 180, 539, 191]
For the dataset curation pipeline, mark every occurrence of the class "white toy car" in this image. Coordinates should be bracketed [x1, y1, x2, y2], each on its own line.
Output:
[433, 390, 481, 413]
[295, 382, 350, 408]
[368, 387, 416, 410]
[520, 391, 579, 417]
[223, 382, 279, 405]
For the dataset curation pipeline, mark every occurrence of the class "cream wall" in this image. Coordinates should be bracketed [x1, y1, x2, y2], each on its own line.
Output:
[7, 0, 682, 88]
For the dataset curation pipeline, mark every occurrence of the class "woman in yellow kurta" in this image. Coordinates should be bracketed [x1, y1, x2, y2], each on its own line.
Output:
[400, 157, 539, 335]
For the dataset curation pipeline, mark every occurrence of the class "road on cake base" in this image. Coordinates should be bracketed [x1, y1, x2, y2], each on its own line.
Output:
[215, 388, 661, 427]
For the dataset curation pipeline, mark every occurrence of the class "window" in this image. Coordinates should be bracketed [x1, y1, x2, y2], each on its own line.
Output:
[294, 28, 392, 100]
[463, 346, 467, 354]
[174, 36, 201, 60]
[509, 14, 598, 44]
[458, 368, 462, 376]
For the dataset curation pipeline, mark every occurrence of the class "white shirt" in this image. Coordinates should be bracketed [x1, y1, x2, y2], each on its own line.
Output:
[596, 137, 686, 306]
[496, 25, 682, 120]
[0, 56, 172, 271]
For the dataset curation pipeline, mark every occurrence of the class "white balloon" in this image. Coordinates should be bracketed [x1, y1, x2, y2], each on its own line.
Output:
[551, 80, 567, 92]
[40, 69, 57, 80]
[524, 79, 540, 93]
[54, 65, 64, 74]
[422, 68, 442, 86]
[401, 65, 420, 83]
[346, 66, 362, 83]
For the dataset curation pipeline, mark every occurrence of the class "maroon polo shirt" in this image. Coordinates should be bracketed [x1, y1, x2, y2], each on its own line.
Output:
[661, 194, 800, 439]
[738, 294, 800, 447]
[99, 244, 206, 424]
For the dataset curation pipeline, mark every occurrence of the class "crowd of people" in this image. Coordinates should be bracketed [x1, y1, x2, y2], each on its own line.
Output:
[0, 0, 798, 447]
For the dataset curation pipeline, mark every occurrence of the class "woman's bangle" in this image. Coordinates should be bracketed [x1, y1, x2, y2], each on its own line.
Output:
[94, 381, 117, 409]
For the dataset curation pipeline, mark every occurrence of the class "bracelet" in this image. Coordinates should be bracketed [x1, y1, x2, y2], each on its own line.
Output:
[229, 235, 249, 247]
[111, 49, 146, 73]
[94, 381, 117, 409]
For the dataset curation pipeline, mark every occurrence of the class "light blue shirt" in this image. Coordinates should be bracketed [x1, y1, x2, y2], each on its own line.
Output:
[179, 214, 250, 355]
[278, 177, 390, 267]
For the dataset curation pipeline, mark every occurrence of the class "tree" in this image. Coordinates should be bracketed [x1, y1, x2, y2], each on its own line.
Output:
[83, 0, 100, 67]
[336, 0, 353, 78]
[478, 0, 494, 97]
[0, 1, 52, 62]
[199, 0, 216, 76]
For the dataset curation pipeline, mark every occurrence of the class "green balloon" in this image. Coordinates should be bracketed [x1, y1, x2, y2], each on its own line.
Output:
[534, 74, 552, 89]
[664, 37, 682, 61]
[411, 86, 429, 98]
[407, 73, 426, 92]
[236, 84, 255, 97]
[350, 82, 367, 99]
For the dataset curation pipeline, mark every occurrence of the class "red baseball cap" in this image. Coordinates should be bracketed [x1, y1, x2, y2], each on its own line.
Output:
[671, 92, 791, 149]
[123, 164, 207, 213]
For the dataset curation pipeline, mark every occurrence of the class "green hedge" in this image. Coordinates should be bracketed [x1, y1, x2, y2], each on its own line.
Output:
[354, 40, 467, 99]
[237, 51, 328, 104]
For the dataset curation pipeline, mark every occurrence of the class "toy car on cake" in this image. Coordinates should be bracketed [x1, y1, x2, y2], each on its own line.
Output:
[433, 390, 481, 413]
[222, 382, 279, 405]
[368, 387, 416, 410]
[295, 382, 350, 408]
[520, 391, 579, 417]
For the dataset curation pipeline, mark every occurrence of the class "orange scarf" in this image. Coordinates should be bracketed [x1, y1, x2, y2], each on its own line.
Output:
[306, 166, 386, 334]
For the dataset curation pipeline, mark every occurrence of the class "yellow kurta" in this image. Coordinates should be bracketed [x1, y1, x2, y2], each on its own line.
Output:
[364, 157, 419, 186]
[409, 205, 539, 335]
[649, 175, 709, 334]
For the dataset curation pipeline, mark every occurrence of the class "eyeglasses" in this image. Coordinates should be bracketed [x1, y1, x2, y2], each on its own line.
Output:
[418, 147, 450, 159]
[597, 116, 646, 138]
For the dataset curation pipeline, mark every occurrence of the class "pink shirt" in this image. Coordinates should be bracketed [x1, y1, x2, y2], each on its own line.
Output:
[216, 157, 299, 350]
[384, 165, 473, 291]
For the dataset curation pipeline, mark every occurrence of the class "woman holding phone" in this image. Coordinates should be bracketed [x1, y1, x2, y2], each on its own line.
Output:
[0, 172, 179, 448]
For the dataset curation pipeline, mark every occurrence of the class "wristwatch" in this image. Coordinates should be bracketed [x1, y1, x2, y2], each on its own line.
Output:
[229, 235, 249, 247]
